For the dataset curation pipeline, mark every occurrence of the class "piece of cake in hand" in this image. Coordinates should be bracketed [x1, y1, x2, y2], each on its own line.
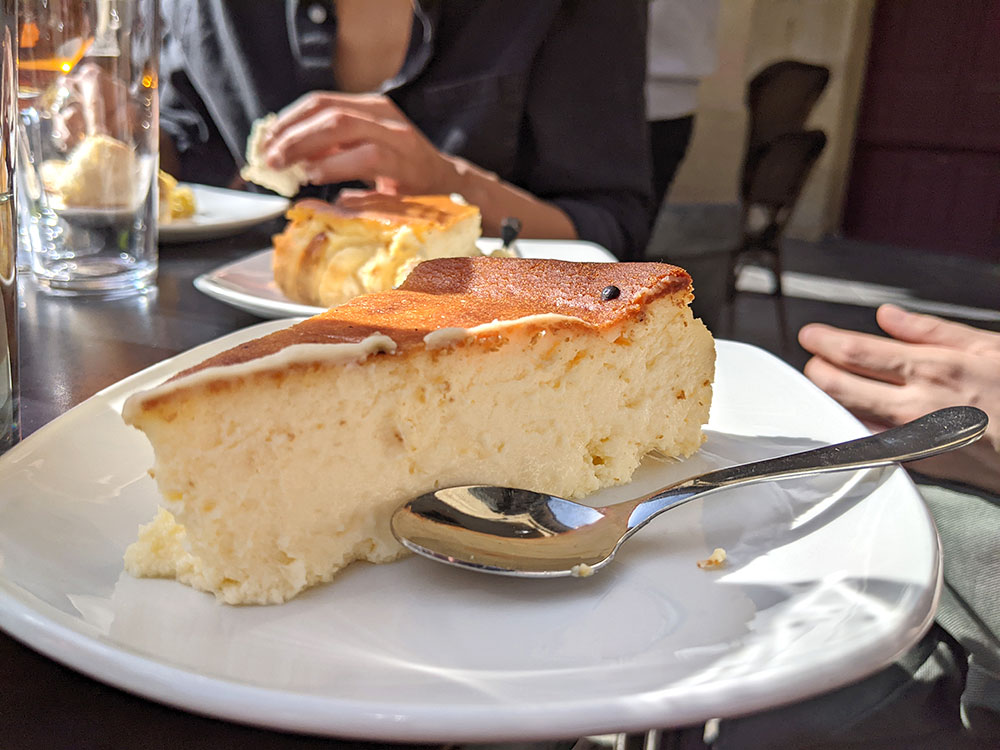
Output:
[240, 112, 309, 197]
[271, 192, 482, 308]
[122, 257, 716, 605]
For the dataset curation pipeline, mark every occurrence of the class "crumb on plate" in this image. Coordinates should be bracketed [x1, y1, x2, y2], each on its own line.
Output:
[697, 547, 727, 570]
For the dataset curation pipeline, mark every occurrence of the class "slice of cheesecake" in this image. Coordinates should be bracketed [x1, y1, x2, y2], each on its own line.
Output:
[271, 192, 482, 308]
[123, 257, 715, 604]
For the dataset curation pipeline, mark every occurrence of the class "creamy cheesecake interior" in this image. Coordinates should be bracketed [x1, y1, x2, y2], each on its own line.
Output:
[123, 257, 715, 605]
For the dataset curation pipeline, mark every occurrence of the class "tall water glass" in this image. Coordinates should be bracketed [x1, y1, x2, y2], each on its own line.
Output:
[0, 0, 17, 451]
[17, 0, 159, 297]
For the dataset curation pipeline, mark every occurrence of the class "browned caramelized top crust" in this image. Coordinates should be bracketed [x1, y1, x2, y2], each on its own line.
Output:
[286, 192, 479, 232]
[176, 257, 691, 378]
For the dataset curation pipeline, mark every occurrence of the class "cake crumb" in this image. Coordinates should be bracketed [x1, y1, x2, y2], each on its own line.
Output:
[697, 548, 727, 570]
[571, 563, 595, 578]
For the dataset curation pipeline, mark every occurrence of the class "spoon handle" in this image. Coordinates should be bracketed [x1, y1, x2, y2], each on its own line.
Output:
[625, 405, 988, 532]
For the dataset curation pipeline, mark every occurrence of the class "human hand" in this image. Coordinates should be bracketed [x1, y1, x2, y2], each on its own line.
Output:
[799, 304, 1000, 493]
[51, 62, 134, 150]
[261, 92, 455, 194]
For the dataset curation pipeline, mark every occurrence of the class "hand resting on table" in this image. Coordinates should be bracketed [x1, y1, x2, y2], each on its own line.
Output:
[799, 303, 1000, 494]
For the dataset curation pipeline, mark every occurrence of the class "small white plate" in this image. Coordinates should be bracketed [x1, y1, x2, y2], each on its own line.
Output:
[194, 239, 618, 318]
[0, 326, 940, 743]
[158, 185, 290, 244]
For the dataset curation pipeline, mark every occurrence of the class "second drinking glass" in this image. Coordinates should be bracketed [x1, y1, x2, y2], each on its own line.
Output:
[17, 0, 159, 297]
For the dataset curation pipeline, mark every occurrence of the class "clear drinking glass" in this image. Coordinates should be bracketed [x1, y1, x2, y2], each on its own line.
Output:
[17, 0, 159, 297]
[0, 0, 18, 451]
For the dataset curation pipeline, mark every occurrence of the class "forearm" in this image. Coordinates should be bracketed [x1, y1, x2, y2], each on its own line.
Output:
[442, 154, 577, 240]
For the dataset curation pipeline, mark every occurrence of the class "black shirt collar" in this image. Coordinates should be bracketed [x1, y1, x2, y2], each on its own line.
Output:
[285, 0, 435, 93]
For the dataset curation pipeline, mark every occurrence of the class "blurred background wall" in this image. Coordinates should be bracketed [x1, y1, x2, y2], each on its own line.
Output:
[669, 0, 876, 243]
[671, 0, 1000, 265]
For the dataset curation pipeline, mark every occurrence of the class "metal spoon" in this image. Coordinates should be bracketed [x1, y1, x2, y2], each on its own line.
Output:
[391, 406, 987, 577]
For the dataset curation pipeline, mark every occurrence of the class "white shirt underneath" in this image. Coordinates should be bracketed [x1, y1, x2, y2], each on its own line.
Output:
[646, 0, 721, 121]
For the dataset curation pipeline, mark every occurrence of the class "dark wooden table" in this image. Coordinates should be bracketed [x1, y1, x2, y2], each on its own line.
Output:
[0, 224, 457, 750]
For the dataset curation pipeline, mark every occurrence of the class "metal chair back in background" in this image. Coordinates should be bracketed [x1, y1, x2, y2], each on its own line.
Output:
[726, 59, 830, 346]
[741, 60, 830, 194]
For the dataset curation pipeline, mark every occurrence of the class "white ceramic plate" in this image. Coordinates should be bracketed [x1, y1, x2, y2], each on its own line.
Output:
[158, 185, 290, 244]
[0, 327, 940, 743]
[193, 239, 618, 318]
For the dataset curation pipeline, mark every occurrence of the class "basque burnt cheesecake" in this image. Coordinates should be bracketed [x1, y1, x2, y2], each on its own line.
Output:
[123, 257, 716, 604]
[272, 193, 482, 308]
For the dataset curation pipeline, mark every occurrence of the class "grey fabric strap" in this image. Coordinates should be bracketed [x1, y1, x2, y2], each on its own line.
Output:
[918, 478, 1000, 739]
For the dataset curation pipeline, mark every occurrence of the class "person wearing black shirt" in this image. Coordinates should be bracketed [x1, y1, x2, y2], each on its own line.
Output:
[159, 0, 654, 259]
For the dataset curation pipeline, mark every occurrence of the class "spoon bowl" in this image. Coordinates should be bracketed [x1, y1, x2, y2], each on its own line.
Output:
[392, 486, 628, 575]
[391, 406, 988, 577]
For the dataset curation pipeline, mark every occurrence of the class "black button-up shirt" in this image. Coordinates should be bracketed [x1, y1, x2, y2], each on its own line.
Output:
[160, 0, 652, 258]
